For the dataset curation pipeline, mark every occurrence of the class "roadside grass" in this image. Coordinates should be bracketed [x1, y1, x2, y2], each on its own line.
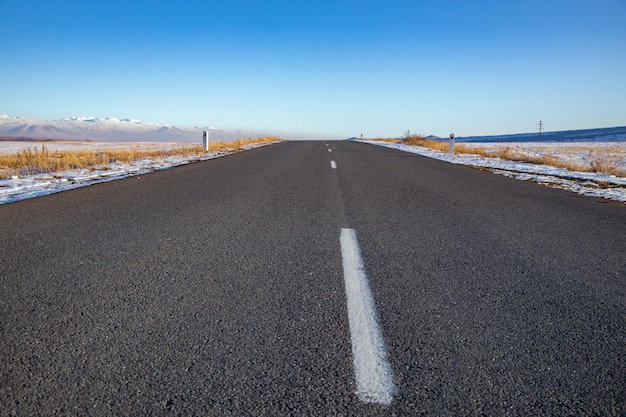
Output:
[454, 145, 584, 171]
[587, 147, 626, 176]
[455, 144, 625, 177]
[0, 136, 281, 178]
[370, 135, 625, 177]
[375, 134, 450, 152]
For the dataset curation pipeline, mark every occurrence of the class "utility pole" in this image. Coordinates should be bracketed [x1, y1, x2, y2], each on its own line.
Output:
[538, 120, 544, 141]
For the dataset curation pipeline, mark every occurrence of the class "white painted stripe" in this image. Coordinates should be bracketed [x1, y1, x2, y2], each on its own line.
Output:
[328, 149, 332, 152]
[330, 160, 337, 169]
[340, 228, 397, 406]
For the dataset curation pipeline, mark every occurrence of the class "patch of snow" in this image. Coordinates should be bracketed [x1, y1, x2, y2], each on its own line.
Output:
[361, 140, 626, 203]
[0, 141, 279, 205]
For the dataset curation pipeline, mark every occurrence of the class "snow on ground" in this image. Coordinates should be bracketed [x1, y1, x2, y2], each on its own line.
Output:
[361, 140, 626, 203]
[0, 140, 194, 154]
[1, 139, 625, 205]
[0, 141, 277, 205]
[460, 141, 626, 171]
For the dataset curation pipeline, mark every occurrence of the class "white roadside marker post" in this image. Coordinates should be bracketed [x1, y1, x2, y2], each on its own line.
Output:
[202, 130, 209, 152]
[449, 133, 455, 155]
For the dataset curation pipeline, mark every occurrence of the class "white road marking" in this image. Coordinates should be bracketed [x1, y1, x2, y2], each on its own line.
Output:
[340, 228, 397, 406]
[328, 149, 332, 152]
[330, 160, 337, 169]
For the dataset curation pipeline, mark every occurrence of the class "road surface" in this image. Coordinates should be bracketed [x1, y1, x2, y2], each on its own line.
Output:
[1, 140, 624, 415]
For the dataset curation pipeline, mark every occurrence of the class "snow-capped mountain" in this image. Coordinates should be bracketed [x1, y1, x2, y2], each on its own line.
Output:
[0, 114, 254, 142]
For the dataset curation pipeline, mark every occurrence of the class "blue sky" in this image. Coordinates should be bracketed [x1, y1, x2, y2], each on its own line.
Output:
[1, 0, 625, 139]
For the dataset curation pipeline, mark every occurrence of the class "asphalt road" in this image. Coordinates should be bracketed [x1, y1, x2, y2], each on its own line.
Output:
[1, 140, 624, 416]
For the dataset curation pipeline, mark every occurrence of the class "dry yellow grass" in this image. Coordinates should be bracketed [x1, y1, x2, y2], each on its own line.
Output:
[372, 138, 402, 143]
[587, 146, 625, 176]
[385, 136, 625, 177]
[453, 145, 568, 167]
[377, 134, 450, 152]
[404, 137, 449, 152]
[455, 145, 624, 176]
[0, 136, 281, 178]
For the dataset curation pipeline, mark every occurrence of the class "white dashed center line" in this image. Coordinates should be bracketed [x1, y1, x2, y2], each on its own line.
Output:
[330, 160, 337, 169]
[340, 228, 397, 406]
[328, 149, 332, 152]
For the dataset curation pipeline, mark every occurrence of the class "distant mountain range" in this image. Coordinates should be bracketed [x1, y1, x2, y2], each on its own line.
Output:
[1, 114, 625, 143]
[0, 114, 261, 142]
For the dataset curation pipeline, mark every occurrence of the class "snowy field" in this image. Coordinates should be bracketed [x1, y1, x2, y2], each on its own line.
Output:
[0, 141, 276, 205]
[460, 141, 626, 171]
[0, 140, 625, 205]
[0, 140, 200, 154]
[361, 140, 626, 203]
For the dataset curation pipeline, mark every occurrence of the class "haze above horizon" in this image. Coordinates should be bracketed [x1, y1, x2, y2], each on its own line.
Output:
[1, 0, 625, 139]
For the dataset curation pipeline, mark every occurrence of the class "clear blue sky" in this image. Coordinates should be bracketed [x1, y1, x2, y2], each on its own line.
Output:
[1, 0, 625, 139]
